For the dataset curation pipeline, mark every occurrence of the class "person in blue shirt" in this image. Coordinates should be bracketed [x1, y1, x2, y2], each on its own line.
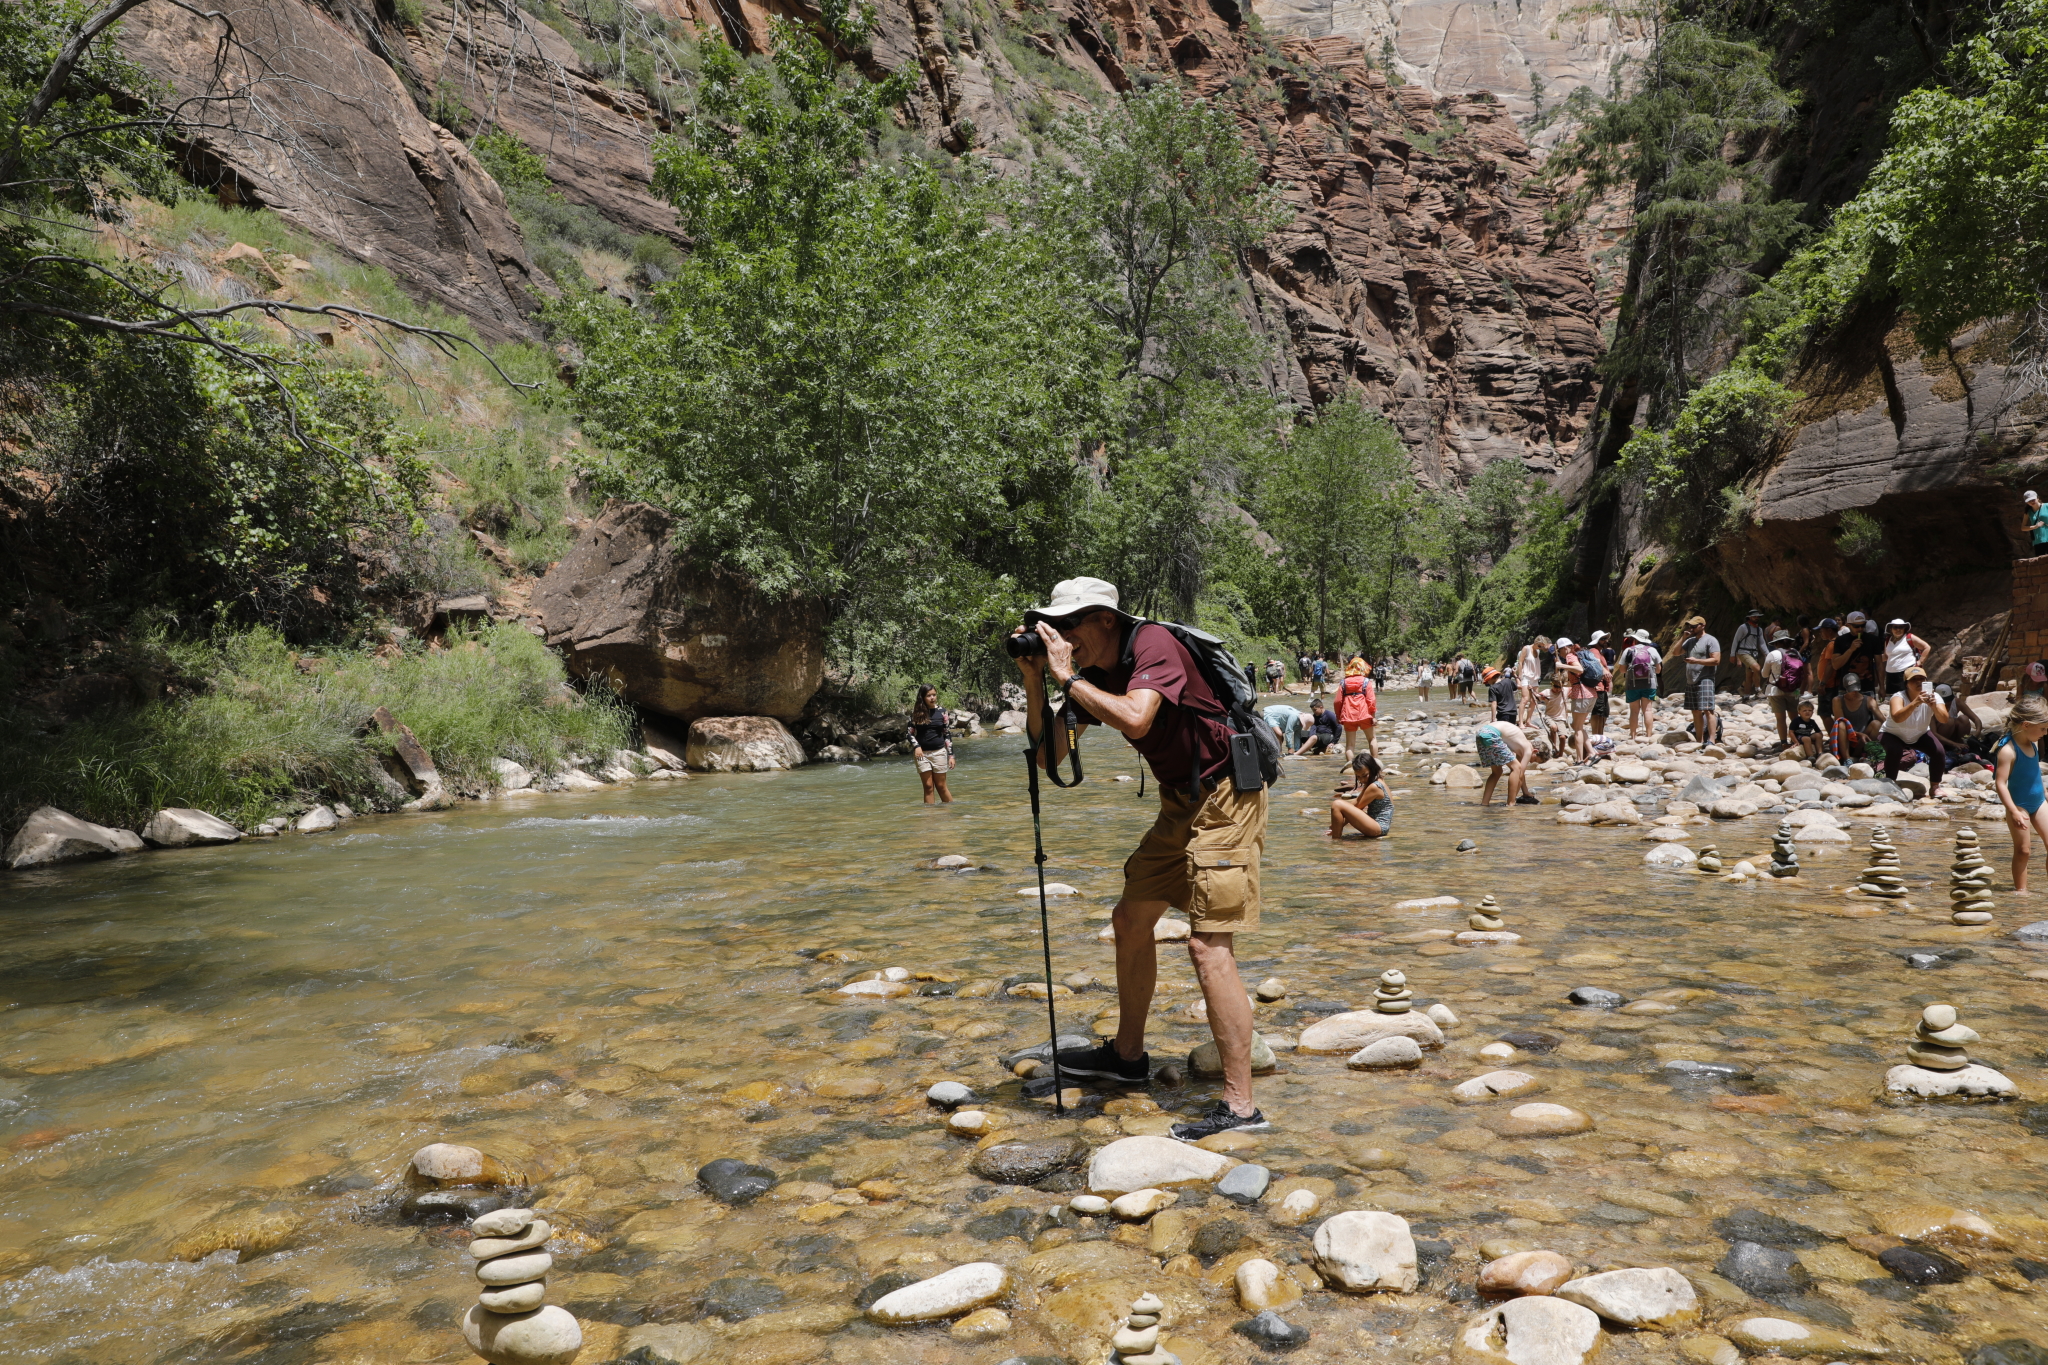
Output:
[1262, 702, 1305, 752]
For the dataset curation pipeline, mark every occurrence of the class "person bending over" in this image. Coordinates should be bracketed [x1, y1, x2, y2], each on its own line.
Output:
[1014, 577, 1271, 1140]
[1328, 751, 1394, 839]
[1296, 699, 1340, 755]
[1262, 701, 1305, 754]
[1476, 721, 1535, 806]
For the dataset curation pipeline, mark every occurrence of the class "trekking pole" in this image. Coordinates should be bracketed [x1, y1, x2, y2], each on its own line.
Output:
[1024, 716, 1064, 1115]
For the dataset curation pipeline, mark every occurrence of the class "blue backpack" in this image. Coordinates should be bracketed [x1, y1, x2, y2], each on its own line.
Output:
[1577, 648, 1607, 685]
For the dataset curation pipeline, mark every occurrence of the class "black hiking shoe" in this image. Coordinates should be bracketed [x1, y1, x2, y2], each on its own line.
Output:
[1171, 1101, 1272, 1141]
[1051, 1041, 1149, 1084]
[1515, 793, 1540, 805]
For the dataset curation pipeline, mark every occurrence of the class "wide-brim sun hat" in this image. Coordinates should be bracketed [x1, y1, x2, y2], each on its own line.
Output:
[1631, 629, 1653, 644]
[1023, 577, 1137, 626]
[1770, 634, 1796, 648]
[1588, 630, 1609, 644]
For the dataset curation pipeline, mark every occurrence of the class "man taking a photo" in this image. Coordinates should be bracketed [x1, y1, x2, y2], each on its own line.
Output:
[1014, 577, 1271, 1140]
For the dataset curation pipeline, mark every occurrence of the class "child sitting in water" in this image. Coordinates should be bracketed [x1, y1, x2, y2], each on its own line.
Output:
[1328, 751, 1394, 839]
[1995, 694, 2048, 893]
[1791, 699, 1823, 761]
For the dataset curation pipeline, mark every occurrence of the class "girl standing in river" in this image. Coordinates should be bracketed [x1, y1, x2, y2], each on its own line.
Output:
[907, 685, 954, 804]
[1996, 695, 2048, 892]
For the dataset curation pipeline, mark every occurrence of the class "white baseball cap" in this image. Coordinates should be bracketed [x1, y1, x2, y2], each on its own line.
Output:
[1555, 637, 1574, 649]
[2029, 491, 2041, 503]
[1846, 611, 1867, 625]
[1023, 577, 1135, 625]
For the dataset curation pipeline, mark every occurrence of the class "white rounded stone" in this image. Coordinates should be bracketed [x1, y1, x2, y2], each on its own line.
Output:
[866, 1262, 1011, 1323]
[1556, 1267, 1699, 1328]
[1311, 1210, 1417, 1292]
[476, 1250, 553, 1285]
[1456, 1295, 1602, 1365]
[472, 1207, 539, 1237]
[1349, 1036, 1424, 1069]
[1109, 1188, 1175, 1221]
[1086, 1135, 1237, 1194]
[462, 1304, 582, 1365]
[478, 1281, 549, 1313]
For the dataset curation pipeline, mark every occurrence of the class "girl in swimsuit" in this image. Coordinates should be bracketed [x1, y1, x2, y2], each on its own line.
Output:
[1328, 750, 1394, 840]
[1996, 695, 2048, 893]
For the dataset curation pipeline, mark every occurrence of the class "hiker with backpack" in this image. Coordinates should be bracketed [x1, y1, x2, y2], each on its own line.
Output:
[1665, 615, 1722, 745]
[1011, 576, 1275, 1141]
[1764, 632, 1805, 748]
[1585, 631, 1616, 736]
[1553, 635, 1597, 761]
[1619, 629, 1661, 738]
[1335, 657, 1378, 758]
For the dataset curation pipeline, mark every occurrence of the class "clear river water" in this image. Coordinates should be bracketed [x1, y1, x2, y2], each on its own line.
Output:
[5, 700, 2048, 1365]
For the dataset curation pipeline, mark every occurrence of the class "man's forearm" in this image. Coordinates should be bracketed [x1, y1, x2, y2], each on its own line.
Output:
[1060, 676, 1159, 739]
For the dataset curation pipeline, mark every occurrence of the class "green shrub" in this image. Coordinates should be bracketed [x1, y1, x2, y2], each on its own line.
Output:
[1835, 509, 1886, 563]
[0, 623, 630, 836]
[1618, 367, 1798, 548]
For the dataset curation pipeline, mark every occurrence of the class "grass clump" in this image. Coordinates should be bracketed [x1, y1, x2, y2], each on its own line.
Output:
[0, 624, 630, 837]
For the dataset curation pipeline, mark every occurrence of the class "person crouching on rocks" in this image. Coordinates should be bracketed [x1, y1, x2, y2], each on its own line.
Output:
[907, 684, 954, 804]
[1476, 721, 1536, 807]
[1328, 750, 1393, 839]
[1012, 576, 1271, 1141]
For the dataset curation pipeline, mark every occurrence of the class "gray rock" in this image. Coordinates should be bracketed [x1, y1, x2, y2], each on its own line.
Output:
[141, 807, 243, 847]
[697, 1158, 776, 1205]
[1348, 1035, 1424, 1069]
[1000, 1035, 1095, 1069]
[4, 806, 144, 870]
[1718, 1240, 1810, 1297]
[1567, 986, 1625, 1008]
[701, 1277, 784, 1321]
[619, 1324, 715, 1365]
[1678, 774, 1729, 805]
[1662, 1059, 1752, 1080]
[1878, 1245, 1966, 1285]
[295, 805, 339, 833]
[1217, 1163, 1271, 1203]
[927, 1081, 975, 1108]
[1233, 1311, 1311, 1350]
[2016, 921, 2048, 943]
[1907, 952, 1943, 970]
[970, 1135, 1085, 1185]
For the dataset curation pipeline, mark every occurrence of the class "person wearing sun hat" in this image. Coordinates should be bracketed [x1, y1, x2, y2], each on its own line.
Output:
[1008, 577, 1272, 1142]
[1619, 629, 1661, 738]
[1731, 609, 1768, 700]
[1881, 665, 1950, 788]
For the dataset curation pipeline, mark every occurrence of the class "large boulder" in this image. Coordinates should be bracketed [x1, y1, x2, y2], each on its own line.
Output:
[534, 503, 826, 725]
[6, 807, 144, 870]
[686, 717, 807, 772]
[141, 808, 243, 847]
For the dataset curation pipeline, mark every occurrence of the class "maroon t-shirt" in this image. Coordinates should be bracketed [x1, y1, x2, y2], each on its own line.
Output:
[1074, 623, 1234, 787]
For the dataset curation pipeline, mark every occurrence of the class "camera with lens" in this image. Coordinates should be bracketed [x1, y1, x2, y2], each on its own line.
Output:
[1004, 629, 1048, 659]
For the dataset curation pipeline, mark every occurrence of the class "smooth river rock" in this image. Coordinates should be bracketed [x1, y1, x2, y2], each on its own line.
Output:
[475, 1250, 553, 1285]
[1311, 1210, 1417, 1292]
[4, 805, 144, 869]
[1455, 1295, 1603, 1365]
[1885, 1063, 2015, 1097]
[409, 1143, 514, 1188]
[140, 807, 243, 847]
[462, 1304, 582, 1365]
[1086, 1136, 1237, 1194]
[1348, 1036, 1424, 1069]
[1722, 1317, 1884, 1358]
[971, 1136, 1084, 1185]
[927, 1081, 975, 1108]
[1479, 1250, 1574, 1297]
[479, 1282, 549, 1313]
[1191, 1032, 1277, 1075]
[697, 1158, 776, 1205]
[1217, 1163, 1271, 1202]
[1557, 1267, 1699, 1329]
[1486, 1103, 1594, 1137]
[1235, 1257, 1302, 1312]
[1298, 1010, 1444, 1054]
[1452, 1070, 1542, 1103]
[866, 1262, 1011, 1323]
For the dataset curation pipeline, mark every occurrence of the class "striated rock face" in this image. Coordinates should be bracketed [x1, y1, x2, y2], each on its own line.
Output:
[533, 502, 827, 724]
[118, 0, 547, 341]
[1250, 0, 1650, 122]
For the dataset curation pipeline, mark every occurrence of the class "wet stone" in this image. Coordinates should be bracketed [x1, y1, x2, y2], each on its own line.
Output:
[1879, 1245, 1968, 1285]
[399, 1188, 512, 1224]
[1718, 1241, 1811, 1297]
[697, 1159, 777, 1205]
[1216, 1164, 1270, 1204]
[1972, 1342, 2048, 1365]
[970, 1136, 1084, 1185]
[1567, 987, 1625, 1008]
[1192, 1217, 1247, 1259]
[1500, 1031, 1561, 1053]
[965, 1205, 1042, 1241]
[1584, 1202, 1652, 1225]
[1234, 1310, 1311, 1351]
[1714, 1208, 1827, 1248]
[700, 1276, 785, 1321]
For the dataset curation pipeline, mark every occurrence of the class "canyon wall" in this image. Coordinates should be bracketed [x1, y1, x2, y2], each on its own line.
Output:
[116, 0, 1608, 481]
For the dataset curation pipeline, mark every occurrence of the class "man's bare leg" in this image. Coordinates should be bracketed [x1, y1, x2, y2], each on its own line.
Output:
[1110, 898, 1169, 1059]
[1188, 931, 1254, 1115]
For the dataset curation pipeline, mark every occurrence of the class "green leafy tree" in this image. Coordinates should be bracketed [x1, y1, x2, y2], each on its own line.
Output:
[554, 1, 1113, 676]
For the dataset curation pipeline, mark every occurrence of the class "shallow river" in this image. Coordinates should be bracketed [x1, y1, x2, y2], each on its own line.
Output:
[6, 703, 2048, 1365]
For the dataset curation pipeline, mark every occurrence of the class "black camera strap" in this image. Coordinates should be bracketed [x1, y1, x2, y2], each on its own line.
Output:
[1035, 693, 1084, 788]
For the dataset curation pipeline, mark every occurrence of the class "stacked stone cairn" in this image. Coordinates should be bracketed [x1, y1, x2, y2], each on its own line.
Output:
[461, 1208, 581, 1365]
[1906, 1003, 1979, 1070]
[1950, 828, 1995, 925]
[1111, 1292, 1177, 1365]
[1374, 969, 1414, 1014]
[1469, 896, 1505, 931]
[1694, 844, 1723, 874]
[1768, 821, 1800, 878]
[1857, 826, 1907, 899]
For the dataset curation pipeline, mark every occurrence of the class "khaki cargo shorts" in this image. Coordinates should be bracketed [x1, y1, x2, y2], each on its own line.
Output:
[1122, 781, 1268, 933]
